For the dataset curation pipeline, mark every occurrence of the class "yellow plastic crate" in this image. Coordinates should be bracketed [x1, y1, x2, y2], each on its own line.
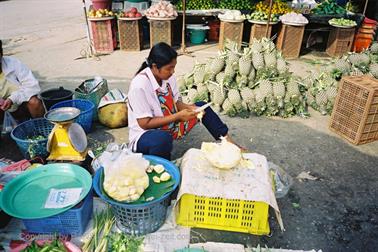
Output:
[177, 194, 270, 235]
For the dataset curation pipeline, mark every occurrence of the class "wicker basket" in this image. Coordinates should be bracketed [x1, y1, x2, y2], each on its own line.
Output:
[276, 24, 305, 59]
[90, 18, 117, 54]
[329, 76, 378, 145]
[149, 20, 173, 48]
[326, 27, 355, 57]
[249, 23, 273, 43]
[118, 19, 143, 51]
[219, 21, 244, 50]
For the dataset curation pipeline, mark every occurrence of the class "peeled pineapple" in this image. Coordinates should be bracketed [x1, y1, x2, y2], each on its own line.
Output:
[201, 137, 242, 169]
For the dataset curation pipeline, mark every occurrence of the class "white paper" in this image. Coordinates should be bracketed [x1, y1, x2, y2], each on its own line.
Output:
[44, 188, 83, 209]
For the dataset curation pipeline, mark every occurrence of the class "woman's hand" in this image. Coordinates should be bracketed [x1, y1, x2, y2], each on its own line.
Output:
[176, 108, 198, 122]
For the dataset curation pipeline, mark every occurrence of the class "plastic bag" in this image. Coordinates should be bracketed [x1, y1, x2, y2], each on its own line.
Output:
[1, 111, 18, 135]
[268, 162, 293, 198]
[102, 149, 150, 202]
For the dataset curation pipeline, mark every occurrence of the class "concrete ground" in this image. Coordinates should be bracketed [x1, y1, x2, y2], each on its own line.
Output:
[1, 0, 378, 251]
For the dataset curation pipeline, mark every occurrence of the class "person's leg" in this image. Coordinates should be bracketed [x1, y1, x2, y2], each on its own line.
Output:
[136, 130, 174, 160]
[27, 96, 45, 118]
[195, 101, 228, 140]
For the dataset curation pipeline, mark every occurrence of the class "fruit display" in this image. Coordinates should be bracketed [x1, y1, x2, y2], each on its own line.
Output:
[218, 0, 253, 11]
[87, 8, 114, 18]
[178, 38, 308, 118]
[247, 11, 279, 23]
[305, 43, 378, 116]
[145, 0, 178, 19]
[175, 0, 216, 10]
[279, 12, 308, 25]
[218, 10, 246, 21]
[329, 18, 357, 27]
[311, 0, 346, 15]
[255, 0, 292, 15]
[118, 7, 143, 18]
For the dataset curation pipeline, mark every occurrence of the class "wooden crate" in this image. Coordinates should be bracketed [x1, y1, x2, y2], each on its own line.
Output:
[149, 20, 173, 48]
[118, 19, 143, 51]
[249, 23, 273, 43]
[219, 21, 244, 50]
[276, 24, 305, 59]
[329, 76, 378, 145]
[90, 18, 116, 54]
[326, 27, 355, 57]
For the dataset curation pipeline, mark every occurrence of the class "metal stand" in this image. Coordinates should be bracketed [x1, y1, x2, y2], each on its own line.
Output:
[178, 0, 194, 57]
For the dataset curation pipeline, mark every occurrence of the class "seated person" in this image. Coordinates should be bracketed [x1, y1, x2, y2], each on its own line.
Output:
[127, 42, 241, 160]
[0, 39, 45, 122]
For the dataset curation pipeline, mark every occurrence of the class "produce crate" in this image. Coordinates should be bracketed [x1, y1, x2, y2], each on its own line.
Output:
[219, 21, 244, 50]
[329, 76, 378, 145]
[177, 195, 270, 235]
[249, 23, 272, 43]
[22, 190, 93, 235]
[89, 17, 117, 54]
[276, 24, 305, 59]
[149, 20, 173, 48]
[326, 27, 355, 57]
[118, 19, 143, 51]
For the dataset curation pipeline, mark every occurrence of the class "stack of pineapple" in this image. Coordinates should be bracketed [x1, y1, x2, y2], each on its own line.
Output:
[178, 39, 307, 118]
[306, 42, 378, 116]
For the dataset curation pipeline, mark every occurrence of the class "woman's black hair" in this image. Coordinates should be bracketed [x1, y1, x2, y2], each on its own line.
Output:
[0, 40, 2, 56]
[136, 42, 177, 75]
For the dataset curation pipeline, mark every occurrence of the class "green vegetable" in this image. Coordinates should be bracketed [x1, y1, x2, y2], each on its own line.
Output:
[311, 0, 346, 15]
[21, 239, 67, 252]
[329, 18, 356, 27]
[82, 208, 115, 252]
[109, 233, 144, 252]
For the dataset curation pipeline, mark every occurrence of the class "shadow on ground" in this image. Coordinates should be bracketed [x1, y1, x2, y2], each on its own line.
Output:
[1, 113, 377, 251]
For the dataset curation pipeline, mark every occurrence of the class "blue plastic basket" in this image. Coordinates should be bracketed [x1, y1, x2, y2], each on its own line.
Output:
[93, 155, 181, 235]
[10, 118, 54, 159]
[50, 99, 95, 133]
[22, 190, 93, 235]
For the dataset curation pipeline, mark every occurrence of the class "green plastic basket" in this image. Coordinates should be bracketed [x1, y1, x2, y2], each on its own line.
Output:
[74, 79, 109, 121]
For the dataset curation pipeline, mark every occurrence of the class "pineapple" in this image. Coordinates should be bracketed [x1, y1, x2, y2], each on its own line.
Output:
[349, 53, 370, 72]
[210, 56, 225, 74]
[177, 76, 187, 92]
[227, 51, 240, 66]
[272, 81, 286, 108]
[207, 82, 217, 93]
[227, 89, 242, 106]
[224, 64, 236, 85]
[239, 56, 252, 76]
[187, 88, 199, 103]
[259, 79, 273, 98]
[286, 79, 301, 106]
[264, 51, 277, 68]
[250, 39, 263, 53]
[194, 65, 206, 84]
[236, 74, 248, 87]
[211, 85, 226, 106]
[306, 90, 316, 108]
[248, 67, 256, 81]
[350, 67, 364, 76]
[252, 52, 265, 70]
[216, 72, 225, 84]
[222, 98, 237, 117]
[326, 85, 338, 103]
[240, 87, 255, 105]
[315, 90, 328, 115]
[369, 63, 378, 78]
[276, 57, 288, 74]
[370, 42, 378, 54]
[334, 58, 351, 74]
[254, 87, 266, 115]
[196, 84, 209, 102]
[204, 72, 216, 82]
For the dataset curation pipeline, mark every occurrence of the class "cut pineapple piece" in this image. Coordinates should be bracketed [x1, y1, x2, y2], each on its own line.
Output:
[146, 166, 154, 173]
[153, 164, 165, 174]
[153, 176, 161, 183]
[160, 172, 171, 182]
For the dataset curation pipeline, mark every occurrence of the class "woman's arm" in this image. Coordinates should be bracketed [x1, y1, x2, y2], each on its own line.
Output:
[176, 100, 197, 111]
[137, 109, 198, 130]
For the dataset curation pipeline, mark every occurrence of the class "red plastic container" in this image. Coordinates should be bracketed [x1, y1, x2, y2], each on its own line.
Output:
[92, 0, 112, 10]
[208, 20, 220, 41]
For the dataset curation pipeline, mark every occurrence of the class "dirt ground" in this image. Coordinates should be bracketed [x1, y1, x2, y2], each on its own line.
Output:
[1, 0, 378, 251]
